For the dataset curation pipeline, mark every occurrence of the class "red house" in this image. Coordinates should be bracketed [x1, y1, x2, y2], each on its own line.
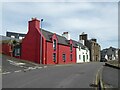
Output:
[21, 18, 77, 65]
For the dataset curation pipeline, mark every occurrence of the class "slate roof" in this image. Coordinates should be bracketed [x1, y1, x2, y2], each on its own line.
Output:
[3, 29, 87, 49]
[0, 35, 20, 44]
[72, 40, 87, 49]
[41, 29, 87, 49]
[42, 29, 70, 46]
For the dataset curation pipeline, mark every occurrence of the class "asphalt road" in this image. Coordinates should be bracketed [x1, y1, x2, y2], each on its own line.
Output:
[3, 61, 104, 88]
[2, 55, 40, 74]
[102, 65, 119, 88]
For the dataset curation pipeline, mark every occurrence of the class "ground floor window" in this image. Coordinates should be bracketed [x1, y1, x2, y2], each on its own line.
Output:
[79, 55, 81, 60]
[15, 48, 20, 56]
[53, 53, 56, 62]
[70, 54, 72, 61]
[63, 54, 66, 62]
[83, 55, 85, 62]
[87, 55, 88, 59]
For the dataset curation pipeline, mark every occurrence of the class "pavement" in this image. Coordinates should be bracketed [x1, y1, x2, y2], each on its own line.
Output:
[95, 61, 119, 90]
[2, 57, 104, 88]
[102, 65, 119, 89]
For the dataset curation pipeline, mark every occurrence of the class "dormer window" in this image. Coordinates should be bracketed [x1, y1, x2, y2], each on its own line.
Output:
[53, 39, 56, 51]
[70, 44, 72, 52]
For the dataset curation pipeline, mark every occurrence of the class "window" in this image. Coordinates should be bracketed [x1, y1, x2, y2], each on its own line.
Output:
[87, 55, 88, 59]
[53, 39, 56, 50]
[11, 35, 15, 38]
[79, 55, 81, 60]
[79, 46, 80, 51]
[70, 54, 72, 61]
[70, 44, 72, 52]
[15, 48, 20, 56]
[19, 36, 24, 40]
[53, 53, 56, 62]
[63, 54, 66, 62]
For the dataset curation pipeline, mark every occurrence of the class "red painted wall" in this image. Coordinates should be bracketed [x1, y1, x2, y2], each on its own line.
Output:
[21, 18, 76, 65]
[58, 44, 76, 64]
[46, 42, 54, 64]
[21, 18, 46, 64]
[2, 43, 12, 56]
[46, 42, 76, 64]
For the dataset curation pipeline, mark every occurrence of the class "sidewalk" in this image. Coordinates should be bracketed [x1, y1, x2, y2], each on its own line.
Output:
[96, 62, 119, 90]
[105, 60, 120, 69]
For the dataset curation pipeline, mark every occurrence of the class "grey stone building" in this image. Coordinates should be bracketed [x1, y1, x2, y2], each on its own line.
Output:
[101, 47, 119, 61]
[79, 33, 101, 62]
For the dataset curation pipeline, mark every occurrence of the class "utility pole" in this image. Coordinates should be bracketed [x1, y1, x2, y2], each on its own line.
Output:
[40, 19, 43, 64]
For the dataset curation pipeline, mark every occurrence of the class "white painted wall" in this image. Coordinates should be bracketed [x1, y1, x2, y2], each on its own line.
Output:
[76, 46, 90, 63]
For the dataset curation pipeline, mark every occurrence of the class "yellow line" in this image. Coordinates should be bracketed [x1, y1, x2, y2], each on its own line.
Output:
[95, 66, 103, 90]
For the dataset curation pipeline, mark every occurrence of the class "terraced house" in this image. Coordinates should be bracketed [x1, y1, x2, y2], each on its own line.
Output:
[2, 18, 90, 65]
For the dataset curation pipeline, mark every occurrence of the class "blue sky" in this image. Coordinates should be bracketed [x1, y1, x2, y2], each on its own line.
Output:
[0, 0, 119, 49]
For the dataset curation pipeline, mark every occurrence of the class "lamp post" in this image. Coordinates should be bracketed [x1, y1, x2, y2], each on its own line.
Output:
[40, 19, 43, 64]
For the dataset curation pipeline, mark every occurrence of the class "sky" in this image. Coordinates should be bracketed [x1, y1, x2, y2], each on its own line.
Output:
[0, 0, 119, 50]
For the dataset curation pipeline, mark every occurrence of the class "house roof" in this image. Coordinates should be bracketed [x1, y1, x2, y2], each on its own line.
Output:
[4, 29, 87, 49]
[42, 29, 70, 46]
[41, 29, 87, 49]
[0, 35, 20, 43]
[72, 40, 87, 49]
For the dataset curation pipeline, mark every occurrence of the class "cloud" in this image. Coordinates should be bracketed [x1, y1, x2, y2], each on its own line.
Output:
[1, 0, 119, 2]
[2, 2, 118, 49]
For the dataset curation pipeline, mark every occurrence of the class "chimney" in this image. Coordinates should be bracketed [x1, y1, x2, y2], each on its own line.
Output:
[62, 32, 70, 40]
[91, 38, 97, 42]
[79, 32, 88, 45]
[28, 17, 40, 32]
[79, 32, 88, 41]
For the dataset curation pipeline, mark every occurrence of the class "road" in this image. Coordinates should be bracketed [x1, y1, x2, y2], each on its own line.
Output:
[102, 65, 119, 88]
[2, 59, 104, 88]
[2, 55, 39, 74]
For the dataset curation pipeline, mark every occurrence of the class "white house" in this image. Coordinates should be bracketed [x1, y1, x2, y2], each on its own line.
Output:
[76, 42, 90, 63]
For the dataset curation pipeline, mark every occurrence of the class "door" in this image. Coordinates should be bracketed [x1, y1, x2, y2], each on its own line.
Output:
[83, 55, 85, 62]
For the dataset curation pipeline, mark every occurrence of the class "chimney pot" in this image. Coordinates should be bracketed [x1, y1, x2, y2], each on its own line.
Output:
[62, 32, 70, 40]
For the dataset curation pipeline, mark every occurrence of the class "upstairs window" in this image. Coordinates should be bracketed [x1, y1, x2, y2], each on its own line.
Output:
[79, 46, 81, 51]
[11, 35, 15, 38]
[53, 39, 56, 51]
[70, 44, 72, 52]
[63, 54, 66, 62]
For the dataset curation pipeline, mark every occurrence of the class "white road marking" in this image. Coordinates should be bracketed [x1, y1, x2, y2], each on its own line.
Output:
[44, 66, 47, 68]
[14, 70, 22, 73]
[36, 67, 43, 69]
[2, 72, 11, 75]
[29, 67, 36, 70]
[7, 59, 26, 66]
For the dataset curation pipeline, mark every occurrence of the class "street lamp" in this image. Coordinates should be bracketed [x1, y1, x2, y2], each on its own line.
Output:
[40, 19, 43, 64]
